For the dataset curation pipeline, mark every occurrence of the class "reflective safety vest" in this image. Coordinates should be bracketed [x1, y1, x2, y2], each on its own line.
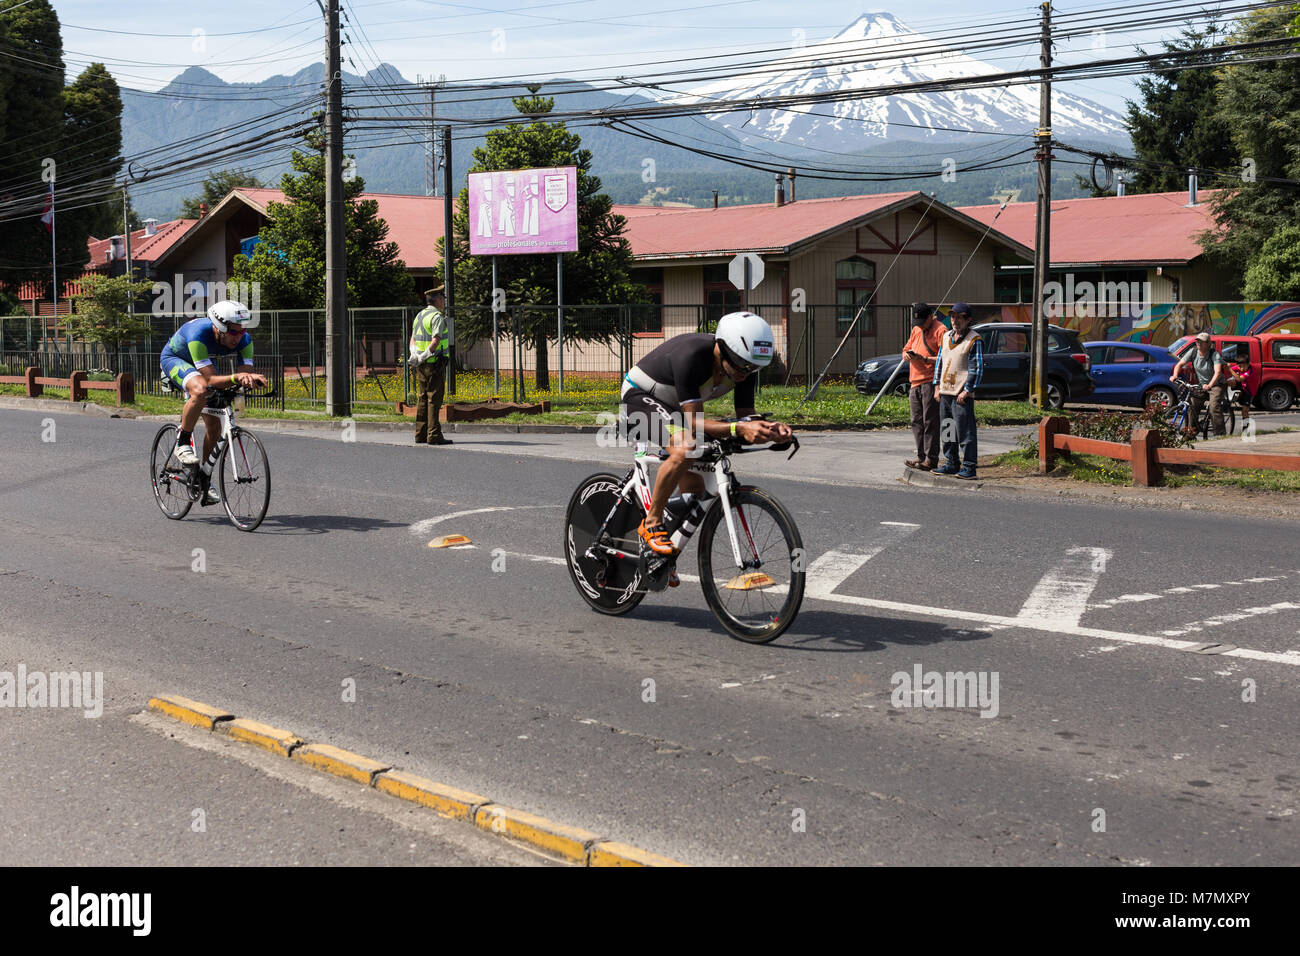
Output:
[412, 307, 449, 362]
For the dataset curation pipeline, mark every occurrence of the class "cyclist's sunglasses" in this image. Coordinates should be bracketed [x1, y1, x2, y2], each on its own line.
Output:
[724, 351, 760, 375]
[221, 323, 245, 335]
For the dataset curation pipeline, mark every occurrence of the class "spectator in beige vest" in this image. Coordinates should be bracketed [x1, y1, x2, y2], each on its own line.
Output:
[931, 303, 983, 480]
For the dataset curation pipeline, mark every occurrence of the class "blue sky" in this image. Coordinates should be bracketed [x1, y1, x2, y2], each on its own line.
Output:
[44, 0, 1217, 113]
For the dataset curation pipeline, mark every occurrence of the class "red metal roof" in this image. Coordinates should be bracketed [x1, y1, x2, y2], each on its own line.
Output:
[85, 218, 196, 269]
[234, 188, 446, 269]
[612, 192, 925, 258]
[956, 191, 1220, 267]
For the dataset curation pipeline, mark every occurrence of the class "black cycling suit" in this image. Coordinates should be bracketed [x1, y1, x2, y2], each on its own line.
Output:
[620, 333, 755, 442]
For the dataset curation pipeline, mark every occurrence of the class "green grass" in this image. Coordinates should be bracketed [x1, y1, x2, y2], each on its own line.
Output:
[4, 376, 1049, 428]
[995, 445, 1300, 492]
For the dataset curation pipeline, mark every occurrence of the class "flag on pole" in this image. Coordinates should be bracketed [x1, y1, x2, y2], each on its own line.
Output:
[41, 182, 54, 233]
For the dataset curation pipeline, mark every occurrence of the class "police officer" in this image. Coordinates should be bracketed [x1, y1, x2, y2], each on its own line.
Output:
[409, 286, 452, 445]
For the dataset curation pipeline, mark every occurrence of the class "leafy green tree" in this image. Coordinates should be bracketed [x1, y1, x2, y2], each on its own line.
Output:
[68, 273, 154, 371]
[1242, 225, 1300, 300]
[440, 88, 646, 390]
[60, 63, 125, 250]
[180, 169, 265, 219]
[0, 0, 67, 284]
[1200, 4, 1300, 294]
[0, 4, 122, 292]
[230, 131, 413, 309]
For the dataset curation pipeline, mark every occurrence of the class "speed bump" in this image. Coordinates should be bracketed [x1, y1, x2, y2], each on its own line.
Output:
[429, 534, 472, 548]
[148, 693, 687, 865]
[223, 718, 302, 757]
[374, 770, 488, 820]
[473, 805, 600, 864]
[725, 571, 776, 591]
[148, 695, 232, 730]
[588, 841, 689, 867]
[292, 743, 390, 785]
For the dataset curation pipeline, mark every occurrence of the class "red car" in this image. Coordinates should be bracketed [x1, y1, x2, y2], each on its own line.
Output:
[1170, 333, 1300, 411]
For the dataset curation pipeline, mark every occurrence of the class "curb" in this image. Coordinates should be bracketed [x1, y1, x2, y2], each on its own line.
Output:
[147, 694, 686, 867]
[900, 465, 985, 489]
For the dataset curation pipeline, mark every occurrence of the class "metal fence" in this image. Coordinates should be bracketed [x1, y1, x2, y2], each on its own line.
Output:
[0, 301, 910, 406]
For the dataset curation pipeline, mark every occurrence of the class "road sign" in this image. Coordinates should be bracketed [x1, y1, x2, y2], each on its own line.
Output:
[729, 253, 764, 291]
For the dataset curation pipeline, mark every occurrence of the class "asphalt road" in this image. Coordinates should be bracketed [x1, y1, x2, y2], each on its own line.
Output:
[1, 407, 1297, 866]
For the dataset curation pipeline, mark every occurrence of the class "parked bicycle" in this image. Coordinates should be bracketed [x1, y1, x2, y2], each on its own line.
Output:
[1160, 379, 1235, 440]
[150, 384, 274, 531]
[564, 422, 804, 644]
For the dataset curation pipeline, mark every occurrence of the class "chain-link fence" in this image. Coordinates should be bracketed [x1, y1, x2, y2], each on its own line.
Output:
[0, 300, 915, 405]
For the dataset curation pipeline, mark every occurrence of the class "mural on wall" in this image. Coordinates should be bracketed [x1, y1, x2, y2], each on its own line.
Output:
[934, 303, 1300, 344]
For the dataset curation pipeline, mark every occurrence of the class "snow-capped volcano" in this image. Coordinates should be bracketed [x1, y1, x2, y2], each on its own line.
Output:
[656, 12, 1127, 148]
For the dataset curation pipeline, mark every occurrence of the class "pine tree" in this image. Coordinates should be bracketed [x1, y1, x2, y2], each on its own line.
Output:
[1122, 22, 1235, 194]
[439, 88, 645, 390]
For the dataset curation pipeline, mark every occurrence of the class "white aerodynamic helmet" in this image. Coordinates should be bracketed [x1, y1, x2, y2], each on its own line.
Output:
[715, 311, 775, 373]
[207, 299, 259, 332]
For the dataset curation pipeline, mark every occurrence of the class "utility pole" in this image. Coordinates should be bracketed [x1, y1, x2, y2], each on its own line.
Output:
[122, 184, 134, 315]
[442, 124, 456, 395]
[428, 84, 437, 197]
[1029, 1, 1052, 409]
[323, 0, 350, 415]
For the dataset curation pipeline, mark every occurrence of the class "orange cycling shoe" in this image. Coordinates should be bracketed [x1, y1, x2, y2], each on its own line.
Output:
[637, 519, 675, 556]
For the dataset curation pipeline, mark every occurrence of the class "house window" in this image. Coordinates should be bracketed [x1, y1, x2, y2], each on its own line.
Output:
[836, 257, 876, 335]
[703, 263, 741, 330]
[632, 267, 663, 335]
[994, 269, 1026, 302]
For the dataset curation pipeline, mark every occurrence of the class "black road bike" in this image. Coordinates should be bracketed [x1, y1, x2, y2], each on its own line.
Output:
[565, 425, 804, 644]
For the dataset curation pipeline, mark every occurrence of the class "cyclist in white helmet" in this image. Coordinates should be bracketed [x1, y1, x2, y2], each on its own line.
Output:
[159, 300, 268, 505]
[621, 310, 792, 555]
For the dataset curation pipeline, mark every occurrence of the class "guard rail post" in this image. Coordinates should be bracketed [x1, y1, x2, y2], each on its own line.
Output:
[1039, 415, 1070, 473]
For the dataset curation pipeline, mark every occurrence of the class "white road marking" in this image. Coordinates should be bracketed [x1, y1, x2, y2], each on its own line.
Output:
[436, 535, 1300, 671]
[408, 505, 559, 537]
[805, 547, 1300, 667]
[1016, 547, 1111, 630]
[804, 521, 922, 592]
[1089, 573, 1292, 611]
[1161, 602, 1300, 638]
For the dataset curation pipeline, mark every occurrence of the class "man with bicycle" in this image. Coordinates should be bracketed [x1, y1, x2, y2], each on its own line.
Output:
[160, 300, 267, 505]
[1171, 331, 1227, 437]
[621, 311, 792, 556]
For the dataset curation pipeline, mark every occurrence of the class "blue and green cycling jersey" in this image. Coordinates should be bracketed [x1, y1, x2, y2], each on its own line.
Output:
[162, 317, 253, 371]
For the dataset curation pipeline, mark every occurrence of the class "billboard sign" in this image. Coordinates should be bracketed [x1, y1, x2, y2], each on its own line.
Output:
[468, 166, 579, 255]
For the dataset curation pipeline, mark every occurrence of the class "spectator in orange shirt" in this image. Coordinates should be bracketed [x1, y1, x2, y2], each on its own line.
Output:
[903, 302, 947, 470]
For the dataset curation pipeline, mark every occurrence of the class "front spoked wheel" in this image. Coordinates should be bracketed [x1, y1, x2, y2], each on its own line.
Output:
[218, 428, 270, 531]
[150, 424, 193, 520]
[564, 472, 646, 616]
[697, 485, 804, 644]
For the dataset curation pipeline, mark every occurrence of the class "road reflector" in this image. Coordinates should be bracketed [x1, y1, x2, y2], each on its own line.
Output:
[429, 534, 472, 548]
[725, 571, 776, 590]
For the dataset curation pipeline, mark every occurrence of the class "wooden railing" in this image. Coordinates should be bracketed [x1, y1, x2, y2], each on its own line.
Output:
[1038, 416, 1300, 486]
[0, 367, 134, 404]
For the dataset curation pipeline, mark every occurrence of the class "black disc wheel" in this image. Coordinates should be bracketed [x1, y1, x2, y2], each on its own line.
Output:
[150, 424, 193, 520]
[564, 472, 646, 616]
[697, 485, 804, 644]
[218, 428, 271, 531]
